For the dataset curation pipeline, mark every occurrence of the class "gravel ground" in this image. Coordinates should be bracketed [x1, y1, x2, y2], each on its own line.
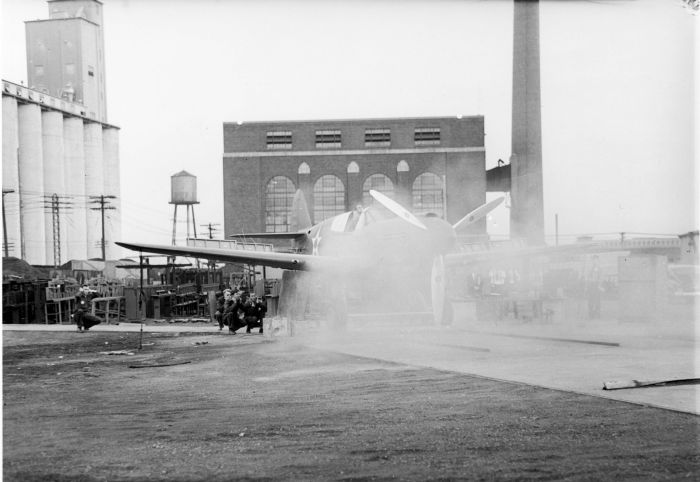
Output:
[3, 330, 699, 481]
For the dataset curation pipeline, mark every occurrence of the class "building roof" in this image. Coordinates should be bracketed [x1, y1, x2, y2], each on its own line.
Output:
[172, 170, 195, 178]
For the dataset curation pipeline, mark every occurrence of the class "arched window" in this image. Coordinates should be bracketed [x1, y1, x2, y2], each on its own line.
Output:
[412, 172, 444, 217]
[265, 176, 295, 232]
[362, 174, 394, 206]
[313, 175, 345, 223]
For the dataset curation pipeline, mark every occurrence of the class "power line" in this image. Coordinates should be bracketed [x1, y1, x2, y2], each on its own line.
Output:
[200, 222, 221, 239]
[89, 195, 117, 260]
[42, 193, 73, 267]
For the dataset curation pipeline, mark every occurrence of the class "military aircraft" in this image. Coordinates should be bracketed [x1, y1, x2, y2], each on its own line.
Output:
[117, 190, 603, 326]
[117, 190, 505, 325]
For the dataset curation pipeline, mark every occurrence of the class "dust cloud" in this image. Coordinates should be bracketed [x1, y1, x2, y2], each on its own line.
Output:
[272, 240, 697, 402]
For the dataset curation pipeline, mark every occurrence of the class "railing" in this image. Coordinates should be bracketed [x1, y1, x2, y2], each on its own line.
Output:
[2, 80, 90, 119]
[186, 237, 273, 251]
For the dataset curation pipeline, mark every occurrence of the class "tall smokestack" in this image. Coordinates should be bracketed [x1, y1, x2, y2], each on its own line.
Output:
[510, 0, 545, 245]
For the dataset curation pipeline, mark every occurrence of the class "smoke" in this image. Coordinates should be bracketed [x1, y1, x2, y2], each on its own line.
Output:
[277, 241, 697, 414]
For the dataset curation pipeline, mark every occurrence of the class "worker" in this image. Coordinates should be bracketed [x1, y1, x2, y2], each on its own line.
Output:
[243, 295, 266, 334]
[72, 286, 102, 332]
[254, 295, 267, 334]
[213, 291, 225, 330]
[585, 255, 602, 319]
[224, 290, 247, 334]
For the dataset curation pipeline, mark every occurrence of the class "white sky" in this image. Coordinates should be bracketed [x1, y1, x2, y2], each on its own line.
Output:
[1, 0, 697, 246]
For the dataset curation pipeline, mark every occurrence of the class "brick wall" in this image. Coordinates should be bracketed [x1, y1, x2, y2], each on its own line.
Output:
[222, 116, 487, 235]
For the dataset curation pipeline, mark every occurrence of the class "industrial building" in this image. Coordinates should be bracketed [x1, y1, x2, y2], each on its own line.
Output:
[2, 0, 120, 265]
[222, 116, 498, 239]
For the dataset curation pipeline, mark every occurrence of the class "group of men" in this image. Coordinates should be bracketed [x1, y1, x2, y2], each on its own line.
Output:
[214, 288, 267, 334]
[71, 284, 268, 334]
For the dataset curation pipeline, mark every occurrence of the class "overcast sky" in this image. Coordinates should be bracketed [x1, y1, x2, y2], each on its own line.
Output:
[2, 0, 697, 246]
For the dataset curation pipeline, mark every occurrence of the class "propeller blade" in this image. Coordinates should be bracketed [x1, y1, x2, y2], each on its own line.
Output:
[452, 197, 504, 231]
[369, 190, 427, 230]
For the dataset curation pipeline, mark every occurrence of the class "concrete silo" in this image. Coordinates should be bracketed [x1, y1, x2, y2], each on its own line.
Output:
[84, 122, 103, 259]
[17, 102, 46, 265]
[41, 110, 65, 266]
[2, 95, 21, 258]
[63, 116, 87, 261]
[102, 126, 121, 259]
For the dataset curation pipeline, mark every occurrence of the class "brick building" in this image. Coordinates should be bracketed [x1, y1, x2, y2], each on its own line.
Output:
[222, 116, 488, 238]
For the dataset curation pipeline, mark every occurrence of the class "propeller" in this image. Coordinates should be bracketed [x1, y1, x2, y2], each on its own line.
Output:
[369, 190, 427, 230]
[452, 196, 505, 231]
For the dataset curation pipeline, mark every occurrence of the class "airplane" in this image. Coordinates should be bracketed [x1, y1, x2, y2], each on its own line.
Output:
[116, 190, 597, 327]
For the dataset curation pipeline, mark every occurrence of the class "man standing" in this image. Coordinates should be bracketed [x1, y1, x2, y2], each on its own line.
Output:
[213, 291, 225, 330]
[585, 255, 602, 319]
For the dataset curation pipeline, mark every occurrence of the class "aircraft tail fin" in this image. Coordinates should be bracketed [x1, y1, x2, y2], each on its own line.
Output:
[290, 189, 312, 232]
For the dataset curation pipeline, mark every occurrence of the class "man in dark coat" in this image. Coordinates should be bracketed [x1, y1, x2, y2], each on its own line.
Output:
[246, 296, 266, 334]
[243, 296, 261, 333]
[72, 287, 102, 332]
[223, 290, 247, 334]
[213, 291, 226, 330]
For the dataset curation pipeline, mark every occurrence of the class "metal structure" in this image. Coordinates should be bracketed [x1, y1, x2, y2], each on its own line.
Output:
[89, 194, 117, 261]
[170, 171, 199, 245]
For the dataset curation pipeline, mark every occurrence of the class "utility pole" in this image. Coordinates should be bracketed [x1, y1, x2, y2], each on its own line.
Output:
[89, 195, 117, 261]
[2, 189, 14, 258]
[200, 222, 221, 240]
[42, 194, 73, 267]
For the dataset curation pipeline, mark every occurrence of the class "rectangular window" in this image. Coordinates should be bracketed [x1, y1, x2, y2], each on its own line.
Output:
[315, 130, 342, 148]
[35, 65, 44, 76]
[87, 65, 95, 77]
[266, 131, 292, 150]
[364, 128, 391, 147]
[414, 127, 441, 146]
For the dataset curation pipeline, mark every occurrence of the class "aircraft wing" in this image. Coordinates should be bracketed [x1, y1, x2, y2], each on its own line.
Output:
[444, 242, 612, 267]
[228, 231, 309, 241]
[116, 241, 350, 272]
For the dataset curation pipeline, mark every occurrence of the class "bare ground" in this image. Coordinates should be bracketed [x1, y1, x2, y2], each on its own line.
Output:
[3, 329, 699, 481]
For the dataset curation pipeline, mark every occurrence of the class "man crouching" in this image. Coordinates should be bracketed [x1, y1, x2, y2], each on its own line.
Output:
[223, 289, 247, 334]
[72, 286, 103, 332]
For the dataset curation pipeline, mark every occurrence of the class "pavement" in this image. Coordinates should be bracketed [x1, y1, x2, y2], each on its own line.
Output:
[2, 320, 219, 334]
[296, 313, 700, 415]
[4, 311, 699, 415]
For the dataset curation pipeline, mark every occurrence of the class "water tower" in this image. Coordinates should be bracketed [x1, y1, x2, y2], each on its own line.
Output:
[170, 170, 199, 245]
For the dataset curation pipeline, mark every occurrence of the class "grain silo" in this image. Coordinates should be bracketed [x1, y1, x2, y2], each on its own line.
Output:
[102, 126, 121, 259]
[2, 94, 21, 258]
[84, 122, 104, 259]
[17, 102, 45, 265]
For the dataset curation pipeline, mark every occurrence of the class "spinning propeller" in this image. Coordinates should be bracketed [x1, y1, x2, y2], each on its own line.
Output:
[369, 189, 504, 233]
[452, 197, 504, 231]
[369, 190, 428, 230]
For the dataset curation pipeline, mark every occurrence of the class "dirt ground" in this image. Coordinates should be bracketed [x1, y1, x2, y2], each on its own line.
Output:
[3, 328, 699, 481]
